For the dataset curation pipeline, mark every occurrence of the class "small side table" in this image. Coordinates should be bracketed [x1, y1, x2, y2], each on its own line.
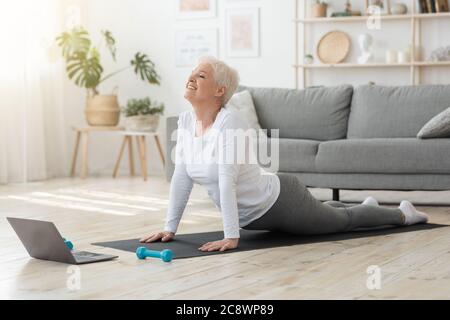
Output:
[112, 131, 165, 181]
[71, 126, 125, 179]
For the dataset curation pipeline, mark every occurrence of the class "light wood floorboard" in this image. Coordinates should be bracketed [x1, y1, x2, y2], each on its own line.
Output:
[0, 176, 449, 299]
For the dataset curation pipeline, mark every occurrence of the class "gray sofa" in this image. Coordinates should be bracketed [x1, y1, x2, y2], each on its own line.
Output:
[165, 84, 450, 201]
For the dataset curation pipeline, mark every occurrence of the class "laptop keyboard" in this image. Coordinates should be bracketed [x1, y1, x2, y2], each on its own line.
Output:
[73, 251, 104, 258]
[73, 251, 108, 262]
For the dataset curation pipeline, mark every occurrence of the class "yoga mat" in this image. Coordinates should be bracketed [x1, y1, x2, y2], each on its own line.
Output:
[92, 224, 448, 259]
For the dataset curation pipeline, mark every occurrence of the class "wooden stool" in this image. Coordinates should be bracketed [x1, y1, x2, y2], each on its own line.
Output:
[71, 126, 125, 179]
[113, 131, 165, 181]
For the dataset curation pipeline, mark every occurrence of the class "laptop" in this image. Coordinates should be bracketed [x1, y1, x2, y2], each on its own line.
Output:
[7, 217, 118, 265]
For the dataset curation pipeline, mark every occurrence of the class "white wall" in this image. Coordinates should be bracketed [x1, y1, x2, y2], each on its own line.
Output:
[61, 0, 449, 177]
[63, 0, 295, 177]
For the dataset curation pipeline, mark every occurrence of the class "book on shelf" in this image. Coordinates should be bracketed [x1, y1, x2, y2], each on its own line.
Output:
[418, 0, 424, 13]
[418, 0, 425, 12]
[418, 0, 449, 13]
[437, 0, 450, 12]
[428, 0, 436, 13]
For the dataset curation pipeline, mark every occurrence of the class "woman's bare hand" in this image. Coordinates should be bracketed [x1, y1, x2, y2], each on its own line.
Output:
[139, 231, 175, 243]
[198, 238, 239, 252]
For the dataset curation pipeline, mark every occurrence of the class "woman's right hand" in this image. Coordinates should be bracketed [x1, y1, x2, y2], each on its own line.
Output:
[139, 231, 175, 243]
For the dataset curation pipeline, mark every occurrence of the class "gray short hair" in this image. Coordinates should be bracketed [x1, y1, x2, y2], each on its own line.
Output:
[197, 56, 240, 105]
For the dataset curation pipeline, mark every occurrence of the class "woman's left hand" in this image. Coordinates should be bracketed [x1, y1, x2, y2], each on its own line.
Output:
[198, 238, 239, 252]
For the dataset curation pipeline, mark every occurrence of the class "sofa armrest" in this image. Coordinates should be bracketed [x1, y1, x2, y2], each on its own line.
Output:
[165, 116, 179, 182]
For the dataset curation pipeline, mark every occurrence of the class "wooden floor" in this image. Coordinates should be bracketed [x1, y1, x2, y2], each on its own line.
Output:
[1, 176, 450, 300]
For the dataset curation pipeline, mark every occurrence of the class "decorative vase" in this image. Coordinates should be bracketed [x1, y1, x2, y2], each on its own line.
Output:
[125, 114, 160, 132]
[398, 49, 411, 63]
[85, 94, 121, 126]
[391, 3, 408, 15]
[312, 4, 328, 18]
[386, 49, 398, 63]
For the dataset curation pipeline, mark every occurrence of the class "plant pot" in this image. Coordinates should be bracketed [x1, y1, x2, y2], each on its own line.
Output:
[85, 94, 121, 126]
[312, 4, 327, 18]
[125, 114, 160, 132]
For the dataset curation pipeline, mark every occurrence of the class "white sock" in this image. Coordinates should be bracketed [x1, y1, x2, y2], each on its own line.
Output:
[362, 196, 379, 207]
[399, 200, 429, 225]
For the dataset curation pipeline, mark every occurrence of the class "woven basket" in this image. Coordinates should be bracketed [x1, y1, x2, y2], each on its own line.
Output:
[317, 31, 351, 64]
[85, 94, 120, 126]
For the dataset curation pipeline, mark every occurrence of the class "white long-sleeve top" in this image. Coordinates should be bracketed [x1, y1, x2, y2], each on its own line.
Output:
[164, 107, 280, 239]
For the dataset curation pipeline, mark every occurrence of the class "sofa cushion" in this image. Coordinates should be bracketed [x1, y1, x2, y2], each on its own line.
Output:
[270, 138, 319, 172]
[417, 106, 450, 139]
[348, 84, 450, 138]
[225, 90, 263, 132]
[315, 138, 450, 174]
[238, 85, 353, 141]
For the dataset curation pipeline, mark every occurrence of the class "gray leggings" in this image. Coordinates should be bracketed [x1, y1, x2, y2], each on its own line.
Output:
[243, 173, 405, 235]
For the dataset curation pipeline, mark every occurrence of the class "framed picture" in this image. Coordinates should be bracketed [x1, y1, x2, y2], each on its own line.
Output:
[365, 0, 391, 15]
[175, 29, 218, 67]
[225, 7, 260, 58]
[175, 0, 217, 20]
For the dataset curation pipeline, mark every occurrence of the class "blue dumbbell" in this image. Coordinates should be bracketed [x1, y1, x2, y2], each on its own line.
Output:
[63, 238, 74, 250]
[136, 246, 173, 262]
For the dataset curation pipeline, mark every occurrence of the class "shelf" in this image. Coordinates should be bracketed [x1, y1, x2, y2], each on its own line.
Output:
[415, 12, 450, 19]
[294, 61, 450, 68]
[295, 63, 410, 68]
[295, 14, 412, 23]
[414, 61, 450, 66]
[295, 12, 450, 23]
[293, 0, 450, 88]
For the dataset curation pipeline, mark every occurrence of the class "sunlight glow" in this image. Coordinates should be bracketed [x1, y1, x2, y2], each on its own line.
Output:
[0, 0, 60, 79]
[30, 192, 160, 212]
[8, 195, 136, 216]
[60, 188, 212, 205]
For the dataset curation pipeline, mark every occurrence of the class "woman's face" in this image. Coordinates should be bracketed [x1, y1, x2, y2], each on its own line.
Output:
[184, 63, 224, 106]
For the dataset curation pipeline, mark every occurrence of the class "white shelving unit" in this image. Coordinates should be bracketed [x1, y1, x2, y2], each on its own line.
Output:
[294, 0, 450, 88]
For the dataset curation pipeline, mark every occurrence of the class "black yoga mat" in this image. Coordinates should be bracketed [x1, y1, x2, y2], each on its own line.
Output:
[92, 224, 448, 260]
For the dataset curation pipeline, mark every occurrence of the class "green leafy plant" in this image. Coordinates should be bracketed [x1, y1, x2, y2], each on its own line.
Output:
[314, 0, 328, 5]
[123, 97, 165, 117]
[304, 53, 314, 64]
[56, 26, 161, 95]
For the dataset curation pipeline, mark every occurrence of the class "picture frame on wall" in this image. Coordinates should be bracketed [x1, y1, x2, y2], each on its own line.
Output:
[365, 0, 391, 15]
[175, 29, 218, 67]
[225, 7, 260, 58]
[175, 0, 217, 20]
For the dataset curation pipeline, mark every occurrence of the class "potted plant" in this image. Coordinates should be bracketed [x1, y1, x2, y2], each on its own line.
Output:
[312, 1, 328, 17]
[304, 53, 314, 64]
[56, 27, 161, 126]
[123, 97, 165, 132]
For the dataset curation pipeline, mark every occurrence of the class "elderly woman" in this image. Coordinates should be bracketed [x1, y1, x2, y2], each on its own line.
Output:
[140, 56, 428, 252]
